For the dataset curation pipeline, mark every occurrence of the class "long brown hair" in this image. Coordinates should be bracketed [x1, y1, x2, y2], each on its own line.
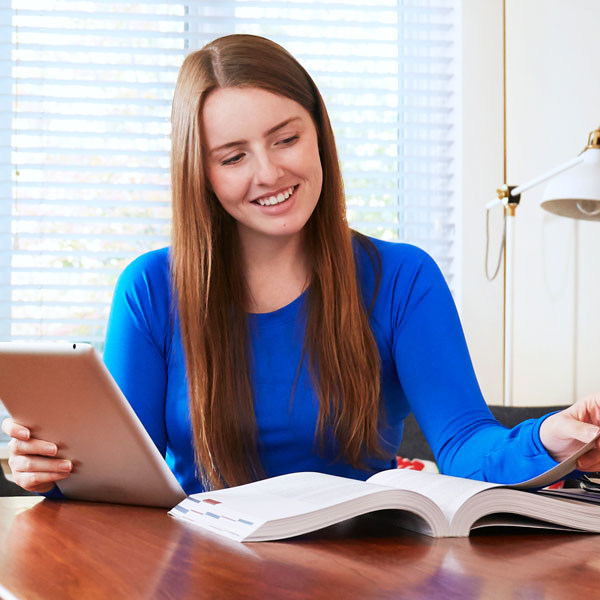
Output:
[170, 34, 386, 490]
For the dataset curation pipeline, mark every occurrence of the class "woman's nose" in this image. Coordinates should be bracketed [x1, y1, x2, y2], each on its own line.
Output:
[254, 152, 283, 186]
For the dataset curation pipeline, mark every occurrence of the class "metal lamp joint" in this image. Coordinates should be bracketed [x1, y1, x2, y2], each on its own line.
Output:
[496, 184, 520, 216]
[584, 126, 600, 151]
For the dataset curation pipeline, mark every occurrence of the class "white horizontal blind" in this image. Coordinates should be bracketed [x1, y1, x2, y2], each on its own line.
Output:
[0, 0, 459, 349]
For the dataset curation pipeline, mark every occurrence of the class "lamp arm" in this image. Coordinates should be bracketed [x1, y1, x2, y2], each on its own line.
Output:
[485, 154, 584, 211]
[510, 154, 584, 197]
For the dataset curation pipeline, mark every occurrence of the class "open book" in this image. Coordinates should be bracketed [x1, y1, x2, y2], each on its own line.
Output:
[169, 435, 600, 542]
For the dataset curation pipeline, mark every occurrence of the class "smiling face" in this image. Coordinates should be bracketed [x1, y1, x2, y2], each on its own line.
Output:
[201, 86, 323, 248]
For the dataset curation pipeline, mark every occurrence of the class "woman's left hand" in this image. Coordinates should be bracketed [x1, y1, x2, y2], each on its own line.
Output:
[539, 393, 600, 470]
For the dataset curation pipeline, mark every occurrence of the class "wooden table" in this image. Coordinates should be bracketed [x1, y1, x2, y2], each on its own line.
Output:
[1, 496, 599, 599]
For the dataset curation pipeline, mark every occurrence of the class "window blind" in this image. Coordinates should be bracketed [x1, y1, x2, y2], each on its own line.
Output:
[0, 0, 459, 348]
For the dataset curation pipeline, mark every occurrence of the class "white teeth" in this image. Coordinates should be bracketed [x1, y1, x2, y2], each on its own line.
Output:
[256, 186, 294, 207]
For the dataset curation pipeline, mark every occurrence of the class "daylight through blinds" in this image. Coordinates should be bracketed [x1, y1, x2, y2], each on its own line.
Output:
[0, 0, 459, 345]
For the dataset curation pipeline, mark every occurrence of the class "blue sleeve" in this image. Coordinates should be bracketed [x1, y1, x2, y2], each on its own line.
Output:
[102, 249, 171, 456]
[389, 247, 559, 483]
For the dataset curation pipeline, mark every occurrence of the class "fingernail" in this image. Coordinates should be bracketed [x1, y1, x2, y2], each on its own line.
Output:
[17, 428, 29, 439]
[45, 444, 57, 455]
[59, 460, 72, 472]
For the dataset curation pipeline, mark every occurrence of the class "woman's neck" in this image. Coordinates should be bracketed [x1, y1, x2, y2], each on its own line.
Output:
[239, 231, 311, 314]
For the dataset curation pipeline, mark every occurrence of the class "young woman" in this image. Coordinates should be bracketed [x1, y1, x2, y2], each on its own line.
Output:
[3, 34, 600, 495]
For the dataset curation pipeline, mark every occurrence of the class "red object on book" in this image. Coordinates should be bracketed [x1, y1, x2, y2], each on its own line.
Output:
[396, 457, 425, 471]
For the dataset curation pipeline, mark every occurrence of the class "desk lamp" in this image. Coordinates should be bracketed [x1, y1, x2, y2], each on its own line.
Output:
[486, 126, 600, 406]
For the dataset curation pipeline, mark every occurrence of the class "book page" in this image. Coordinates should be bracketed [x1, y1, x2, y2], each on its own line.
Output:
[368, 469, 499, 525]
[170, 472, 411, 541]
[510, 432, 600, 489]
[367, 432, 600, 533]
[196, 472, 392, 516]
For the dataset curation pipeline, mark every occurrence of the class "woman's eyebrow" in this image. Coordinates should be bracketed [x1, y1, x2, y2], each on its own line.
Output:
[265, 116, 301, 136]
[209, 117, 302, 156]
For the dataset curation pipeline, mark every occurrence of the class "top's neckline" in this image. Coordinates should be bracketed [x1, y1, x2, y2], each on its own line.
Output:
[247, 288, 308, 326]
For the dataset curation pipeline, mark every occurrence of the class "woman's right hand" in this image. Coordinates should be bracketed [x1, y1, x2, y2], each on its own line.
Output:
[1, 417, 72, 493]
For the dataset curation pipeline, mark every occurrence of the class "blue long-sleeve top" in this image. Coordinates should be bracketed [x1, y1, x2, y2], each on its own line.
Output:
[103, 236, 559, 494]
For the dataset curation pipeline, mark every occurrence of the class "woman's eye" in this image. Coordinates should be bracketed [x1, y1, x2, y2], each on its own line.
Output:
[277, 135, 299, 146]
[221, 153, 244, 166]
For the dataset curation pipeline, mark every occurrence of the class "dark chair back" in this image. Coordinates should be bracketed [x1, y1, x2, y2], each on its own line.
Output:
[1, 467, 36, 496]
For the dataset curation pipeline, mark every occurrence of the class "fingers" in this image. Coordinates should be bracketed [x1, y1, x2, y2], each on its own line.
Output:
[8, 453, 72, 493]
[577, 448, 600, 472]
[8, 436, 57, 458]
[565, 393, 600, 426]
[539, 410, 600, 463]
[563, 417, 600, 445]
[9, 452, 71, 473]
[3, 418, 72, 493]
[1, 417, 30, 441]
[11, 469, 71, 494]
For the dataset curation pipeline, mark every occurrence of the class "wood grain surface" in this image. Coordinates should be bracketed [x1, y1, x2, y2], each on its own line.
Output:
[0, 497, 599, 599]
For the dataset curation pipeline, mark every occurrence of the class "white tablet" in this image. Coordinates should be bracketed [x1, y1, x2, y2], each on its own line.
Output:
[0, 342, 186, 507]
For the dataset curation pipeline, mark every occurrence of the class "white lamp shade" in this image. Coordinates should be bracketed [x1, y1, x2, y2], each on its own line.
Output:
[541, 148, 600, 221]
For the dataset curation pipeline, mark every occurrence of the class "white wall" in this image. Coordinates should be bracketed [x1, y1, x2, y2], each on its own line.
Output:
[461, 0, 504, 406]
[460, 0, 600, 407]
